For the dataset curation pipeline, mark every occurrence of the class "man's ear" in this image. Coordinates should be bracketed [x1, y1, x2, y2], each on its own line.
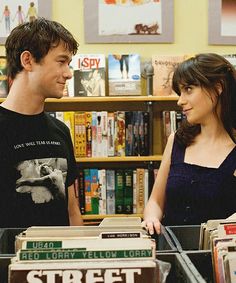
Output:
[20, 51, 34, 71]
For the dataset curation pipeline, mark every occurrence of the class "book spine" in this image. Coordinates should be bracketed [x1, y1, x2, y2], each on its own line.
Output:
[101, 111, 108, 157]
[133, 170, 137, 214]
[63, 112, 75, 145]
[98, 169, 107, 215]
[136, 168, 145, 214]
[90, 168, 99, 215]
[115, 170, 124, 214]
[107, 112, 115, 157]
[125, 111, 133, 156]
[85, 112, 92, 157]
[106, 170, 116, 214]
[91, 111, 97, 157]
[124, 169, 133, 214]
[84, 169, 92, 214]
[116, 111, 126, 157]
[77, 169, 85, 215]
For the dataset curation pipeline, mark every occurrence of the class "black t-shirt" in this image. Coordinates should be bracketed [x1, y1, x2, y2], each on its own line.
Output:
[0, 106, 77, 228]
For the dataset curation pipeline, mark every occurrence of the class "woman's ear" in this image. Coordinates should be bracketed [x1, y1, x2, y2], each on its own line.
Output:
[20, 51, 33, 71]
[216, 82, 223, 95]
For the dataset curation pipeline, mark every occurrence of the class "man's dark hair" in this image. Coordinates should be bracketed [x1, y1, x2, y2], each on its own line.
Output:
[5, 17, 78, 79]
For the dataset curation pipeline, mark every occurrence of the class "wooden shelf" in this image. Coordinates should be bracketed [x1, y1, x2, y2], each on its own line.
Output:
[76, 155, 162, 163]
[0, 96, 178, 104]
[45, 95, 179, 103]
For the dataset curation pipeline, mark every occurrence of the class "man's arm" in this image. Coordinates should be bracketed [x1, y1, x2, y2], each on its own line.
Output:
[68, 184, 83, 226]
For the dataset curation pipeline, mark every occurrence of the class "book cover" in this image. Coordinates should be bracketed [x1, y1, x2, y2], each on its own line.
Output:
[152, 55, 186, 96]
[0, 56, 8, 98]
[69, 54, 106, 97]
[108, 54, 141, 96]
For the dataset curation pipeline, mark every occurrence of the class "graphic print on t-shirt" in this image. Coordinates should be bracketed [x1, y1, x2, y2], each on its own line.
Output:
[15, 158, 67, 204]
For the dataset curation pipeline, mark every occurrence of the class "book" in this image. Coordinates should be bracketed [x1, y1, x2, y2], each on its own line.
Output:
[77, 170, 85, 215]
[115, 170, 124, 214]
[108, 54, 141, 96]
[125, 111, 134, 156]
[152, 55, 186, 96]
[90, 168, 99, 214]
[63, 112, 75, 145]
[74, 112, 86, 158]
[0, 56, 8, 97]
[106, 169, 116, 215]
[98, 169, 107, 215]
[85, 112, 92, 157]
[84, 169, 92, 214]
[124, 169, 133, 214]
[107, 112, 115, 157]
[136, 168, 145, 214]
[115, 111, 126, 156]
[69, 54, 106, 97]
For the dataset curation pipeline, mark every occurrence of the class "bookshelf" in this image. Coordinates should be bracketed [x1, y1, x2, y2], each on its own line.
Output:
[0, 95, 180, 224]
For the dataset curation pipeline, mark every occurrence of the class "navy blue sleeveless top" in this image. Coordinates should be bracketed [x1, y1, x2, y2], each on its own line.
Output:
[163, 136, 236, 225]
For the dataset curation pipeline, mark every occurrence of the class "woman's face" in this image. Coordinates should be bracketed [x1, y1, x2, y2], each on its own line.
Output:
[177, 84, 218, 125]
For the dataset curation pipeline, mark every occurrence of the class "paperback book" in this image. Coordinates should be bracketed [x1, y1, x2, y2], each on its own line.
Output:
[108, 54, 141, 96]
[152, 55, 186, 96]
[68, 54, 106, 97]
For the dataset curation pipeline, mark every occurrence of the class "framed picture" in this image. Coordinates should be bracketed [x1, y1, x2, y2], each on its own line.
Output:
[84, 0, 174, 43]
[0, 0, 52, 45]
[209, 0, 236, 45]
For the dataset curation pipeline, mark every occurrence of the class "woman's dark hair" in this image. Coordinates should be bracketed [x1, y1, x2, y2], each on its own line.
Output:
[172, 53, 236, 146]
[5, 17, 79, 79]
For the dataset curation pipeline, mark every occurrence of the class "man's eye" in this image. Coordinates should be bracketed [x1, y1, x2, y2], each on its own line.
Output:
[184, 86, 192, 93]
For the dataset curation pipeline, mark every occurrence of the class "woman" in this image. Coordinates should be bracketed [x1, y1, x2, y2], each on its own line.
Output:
[143, 53, 236, 234]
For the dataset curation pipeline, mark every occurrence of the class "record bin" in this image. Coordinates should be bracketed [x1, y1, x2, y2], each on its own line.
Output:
[166, 225, 202, 251]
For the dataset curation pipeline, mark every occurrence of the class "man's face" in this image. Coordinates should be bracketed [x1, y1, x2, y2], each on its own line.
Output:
[30, 42, 73, 100]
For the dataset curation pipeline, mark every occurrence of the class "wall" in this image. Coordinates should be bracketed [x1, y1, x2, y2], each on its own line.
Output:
[0, 0, 236, 58]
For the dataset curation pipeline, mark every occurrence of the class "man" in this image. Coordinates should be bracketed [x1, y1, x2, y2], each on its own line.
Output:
[0, 18, 83, 227]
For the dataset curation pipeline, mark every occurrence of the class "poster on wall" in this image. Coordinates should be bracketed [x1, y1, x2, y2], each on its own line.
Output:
[209, 0, 236, 45]
[84, 0, 174, 43]
[0, 0, 52, 44]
